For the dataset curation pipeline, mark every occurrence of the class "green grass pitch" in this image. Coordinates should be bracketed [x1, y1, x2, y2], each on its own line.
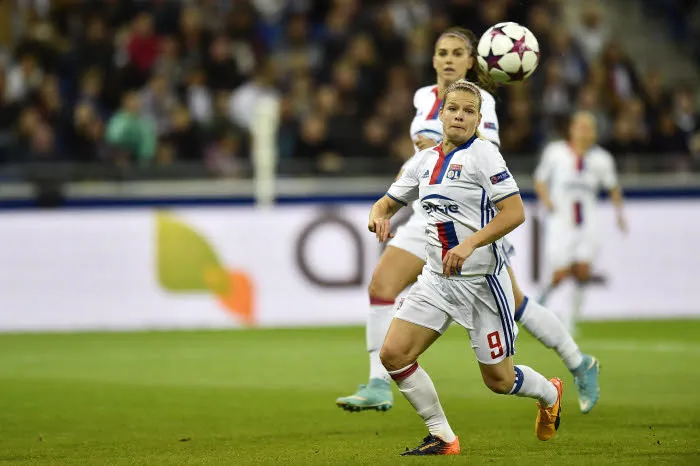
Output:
[1, 320, 700, 465]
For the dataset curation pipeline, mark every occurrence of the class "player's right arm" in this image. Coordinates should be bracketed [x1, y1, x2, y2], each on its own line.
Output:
[370, 154, 422, 242]
[533, 144, 556, 212]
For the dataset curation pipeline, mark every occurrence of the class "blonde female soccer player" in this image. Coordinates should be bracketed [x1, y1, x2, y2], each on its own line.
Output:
[337, 27, 600, 416]
[367, 81, 562, 455]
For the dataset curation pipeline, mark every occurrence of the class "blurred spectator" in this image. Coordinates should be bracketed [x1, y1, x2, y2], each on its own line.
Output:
[13, 107, 42, 160]
[177, 6, 209, 75]
[206, 130, 244, 177]
[127, 13, 160, 76]
[0, 0, 691, 177]
[540, 61, 573, 140]
[549, 27, 587, 88]
[205, 35, 243, 91]
[228, 60, 280, 131]
[76, 69, 107, 120]
[65, 103, 104, 163]
[601, 41, 640, 110]
[641, 70, 669, 131]
[272, 14, 322, 77]
[5, 53, 43, 102]
[606, 115, 647, 170]
[501, 95, 538, 154]
[576, 85, 611, 142]
[153, 36, 185, 90]
[573, 2, 609, 63]
[673, 88, 698, 140]
[27, 123, 57, 161]
[358, 116, 391, 158]
[76, 17, 114, 74]
[160, 106, 202, 161]
[105, 91, 156, 166]
[0, 70, 21, 160]
[292, 115, 336, 163]
[139, 73, 178, 136]
[651, 112, 689, 155]
[186, 69, 214, 125]
[389, 0, 430, 38]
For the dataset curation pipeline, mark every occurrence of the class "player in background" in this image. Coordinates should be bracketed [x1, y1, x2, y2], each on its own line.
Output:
[336, 28, 600, 415]
[369, 81, 562, 455]
[535, 110, 627, 334]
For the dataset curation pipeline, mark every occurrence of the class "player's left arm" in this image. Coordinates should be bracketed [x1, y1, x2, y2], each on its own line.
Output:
[443, 147, 525, 276]
[600, 151, 627, 234]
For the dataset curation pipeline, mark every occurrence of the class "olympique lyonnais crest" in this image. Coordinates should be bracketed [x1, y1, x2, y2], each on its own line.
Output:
[446, 164, 462, 180]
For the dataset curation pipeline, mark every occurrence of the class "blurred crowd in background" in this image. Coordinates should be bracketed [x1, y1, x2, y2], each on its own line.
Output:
[0, 0, 699, 179]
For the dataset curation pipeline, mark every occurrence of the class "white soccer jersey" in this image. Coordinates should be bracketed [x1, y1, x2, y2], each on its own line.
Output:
[387, 134, 519, 277]
[408, 84, 500, 151]
[534, 140, 618, 230]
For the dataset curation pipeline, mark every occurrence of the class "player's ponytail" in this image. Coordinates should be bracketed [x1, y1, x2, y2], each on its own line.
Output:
[440, 27, 497, 96]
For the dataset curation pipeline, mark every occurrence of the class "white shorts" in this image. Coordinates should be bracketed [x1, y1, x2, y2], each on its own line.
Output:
[395, 267, 518, 365]
[388, 211, 428, 261]
[545, 224, 599, 270]
[389, 212, 517, 266]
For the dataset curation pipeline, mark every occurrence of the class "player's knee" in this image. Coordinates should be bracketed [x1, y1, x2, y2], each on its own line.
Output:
[379, 343, 411, 372]
[572, 265, 591, 282]
[552, 270, 568, 286]
[368, 273, 401, 301]
[482, 371, 515, 395]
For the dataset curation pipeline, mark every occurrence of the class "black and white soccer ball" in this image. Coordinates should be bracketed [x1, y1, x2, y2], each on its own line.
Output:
[477, 22, 540, 85]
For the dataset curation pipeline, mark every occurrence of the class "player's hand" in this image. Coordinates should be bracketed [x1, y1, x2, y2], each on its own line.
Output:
[368, 218, 394, 243]
[443, 241, 475, 277]
[414, 135, 438, 151]
[617, 213, 628, 235]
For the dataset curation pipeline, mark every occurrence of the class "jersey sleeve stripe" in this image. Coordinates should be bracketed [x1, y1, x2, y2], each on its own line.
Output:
[386, 192, 407, 206]
[491, 191, 520, 203]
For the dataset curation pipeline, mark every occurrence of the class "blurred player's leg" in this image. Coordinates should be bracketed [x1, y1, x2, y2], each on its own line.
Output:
[336, 246, 424, 412]
[508, 267, 600, 413]
[570, 261, 592, 335]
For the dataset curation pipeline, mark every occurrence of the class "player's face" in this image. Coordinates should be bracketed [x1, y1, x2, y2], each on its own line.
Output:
[433, 36, 474, 83]
[439, 90, 481, 143]
[570, 113, 597, 148]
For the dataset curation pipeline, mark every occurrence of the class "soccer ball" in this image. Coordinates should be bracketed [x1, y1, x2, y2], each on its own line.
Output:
[477, 22, 540, 85]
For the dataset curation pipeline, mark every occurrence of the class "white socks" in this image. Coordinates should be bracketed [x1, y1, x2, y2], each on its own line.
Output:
[388, 362, 456, 442]
[516, 296, 584, 371]
[510, 365, 558, 408]
[367, 298, 395, 383]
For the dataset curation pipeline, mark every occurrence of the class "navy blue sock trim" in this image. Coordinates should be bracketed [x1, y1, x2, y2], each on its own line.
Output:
[514, 296, 529, 322]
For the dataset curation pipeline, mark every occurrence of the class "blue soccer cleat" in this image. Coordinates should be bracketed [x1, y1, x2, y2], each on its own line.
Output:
[573, 354, 600, 414]
[336, 378, 393, 412]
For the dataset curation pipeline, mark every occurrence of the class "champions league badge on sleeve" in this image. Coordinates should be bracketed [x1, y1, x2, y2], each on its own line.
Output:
[490, 170, 511, 184]
[446, 164, 462, 180]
